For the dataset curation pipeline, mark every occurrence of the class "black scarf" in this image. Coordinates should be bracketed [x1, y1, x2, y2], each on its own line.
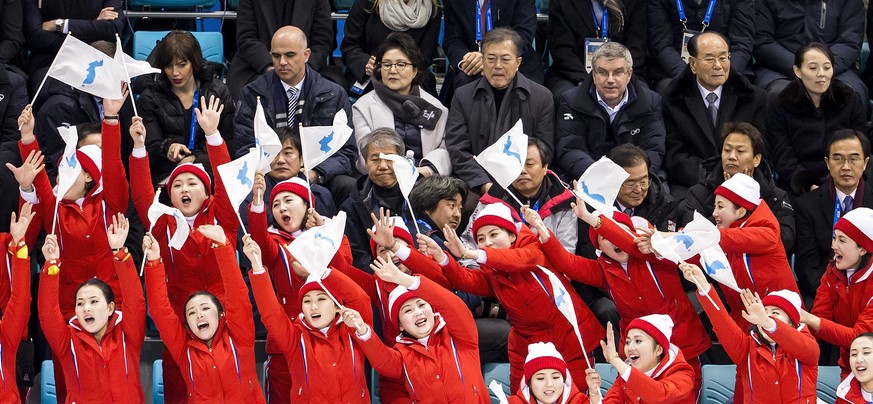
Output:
[371, 78, 442, 130]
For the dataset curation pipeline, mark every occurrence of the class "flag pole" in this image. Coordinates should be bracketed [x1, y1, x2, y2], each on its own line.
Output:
[140, 223, 156, 276]
[304, 165, 315, 208]
[234, 210, 250, 237]
[403, 196, 422, 237]
[316, 278, 366, 330]
[22, 34, 72, 129]
[51, 200, 60, 235]
[116, 34, 139, 116]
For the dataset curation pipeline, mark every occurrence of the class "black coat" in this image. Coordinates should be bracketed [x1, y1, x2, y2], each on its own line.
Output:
[0, 0, 23, 65]
[0, 67, 26, 167]
[339, 177, 410, 271]
[680, 157, 795, 253]
[138, 74, 236, 184]
[647, 0, 754, 81]
[226, 0, 332, 98]
[555, 76, 666, 180]
[793, 178, 873, 298]
[662, 67, 766, 188]
[767, 79, 866, 193]
[546, 0, 647, 85]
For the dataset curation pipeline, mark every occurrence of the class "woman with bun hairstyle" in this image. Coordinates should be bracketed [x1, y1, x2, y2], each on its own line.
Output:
[508, 342, 587, 404]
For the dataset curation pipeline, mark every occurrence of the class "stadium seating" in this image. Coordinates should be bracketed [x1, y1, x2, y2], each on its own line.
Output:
[482, 362, 511, 403]
[370, 367, 381, 403]
[153, 359, 165, 404]
[594, 362, 619, 396]
[701, 364, 736, 403]
[127, 0, 217, 10]
[817, 366, 841, 403]
[132, 31, 225, 64]
[40, 360, 56, 404]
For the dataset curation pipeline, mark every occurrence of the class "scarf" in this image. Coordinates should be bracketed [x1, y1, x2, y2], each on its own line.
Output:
[377, 0, 433, 31]
[372, 78, 443, 130]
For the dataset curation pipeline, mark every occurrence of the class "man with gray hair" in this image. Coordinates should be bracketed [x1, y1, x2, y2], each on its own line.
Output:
[555, 41, 666, 182]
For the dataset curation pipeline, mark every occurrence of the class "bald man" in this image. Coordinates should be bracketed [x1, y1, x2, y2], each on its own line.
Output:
[234, 26, 358, 210]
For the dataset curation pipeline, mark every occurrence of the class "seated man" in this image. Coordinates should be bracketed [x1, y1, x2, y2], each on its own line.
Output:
[556, 41, 666, 183]
[794, 129, 872, 303]
[234, 26, 358, 207]
[662, 32, 766, 197]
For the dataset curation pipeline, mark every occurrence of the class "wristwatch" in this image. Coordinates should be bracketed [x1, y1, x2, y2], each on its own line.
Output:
[54, 19, 64, 33]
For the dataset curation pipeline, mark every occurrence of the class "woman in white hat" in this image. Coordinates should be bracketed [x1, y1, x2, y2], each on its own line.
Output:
[507, 342, 587, 404]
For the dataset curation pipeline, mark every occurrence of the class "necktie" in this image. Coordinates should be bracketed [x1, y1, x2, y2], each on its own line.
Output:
[623, 207, 633, 217]
[705, 92, 718, 128]
[287, 87, 299, 127]
[844, 195, 854, 216]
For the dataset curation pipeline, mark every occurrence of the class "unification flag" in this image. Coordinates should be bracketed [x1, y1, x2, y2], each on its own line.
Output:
[114, 36, 159, 79]
[299, 111, 353, 171]
[379, 153, 419, 198]
[254, 98, 282, 173]
[47, 35, 127, 99]
[650, 211, 721, 262]
[699, 244, 741, 293]
[146, 189, 190, 250]
[575, 156, 629, 216]
[55, 125, 80, 201]
[535, 265, 592, 368]
[217, 148, 258, 210]
[474, 119, 528, 190]
[287, 212, 347, 280]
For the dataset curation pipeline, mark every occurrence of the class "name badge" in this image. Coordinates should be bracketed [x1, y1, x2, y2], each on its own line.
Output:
[681, 30, 700, 64]
[585, 38, 609, 73]
[350, 78, 370, 96]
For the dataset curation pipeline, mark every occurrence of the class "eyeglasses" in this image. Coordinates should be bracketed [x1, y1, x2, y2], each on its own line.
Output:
[380, 61, 411, 71]
[829, 155, 865, 166]
[699, 54, 731, 65]
[621, 178, 650, 190]
[593, 68, 630, 79]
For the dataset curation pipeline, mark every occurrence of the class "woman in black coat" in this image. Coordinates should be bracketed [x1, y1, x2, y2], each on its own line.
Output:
[139, 31, 235, 184]
[340, 0, 442, 96]
[767, 42, 867, 196]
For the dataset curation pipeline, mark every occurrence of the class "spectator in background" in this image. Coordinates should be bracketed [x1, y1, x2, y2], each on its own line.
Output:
[138, 31, 235, 184]
[555, 42, 666, 183]
[0, 64, 27, 233]
[767, 43, 866, 196]
[341, 0, 442, 96]
[235, 26, 358, 207]
[352, 33, 450, 176]
[23, 0, 123, 96]
[647, 0, 754, 90]
[0, 0, 23, 68]
[794, 130, 873, 304]
[681, 122, 795, 253]
[662, 32, 766, 198]
[754, 0, 866, 100]
[226, 0, 333, 99]
[546, 0, 647, 97]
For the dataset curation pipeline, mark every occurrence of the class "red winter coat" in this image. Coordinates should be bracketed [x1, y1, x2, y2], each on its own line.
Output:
[836, 374, 872, 403]
[541, 218, 711, 360]
[0, 243, 31, 403]
[145, 244, 265, 403]
[22, 121, 128, 319]
[507, 372, 589, 404]
[39, 250, 145, 403]
[441, 226, 604, 391]
[355, 276, 489, 403]
[602, 346, 696, 403]
[719, 202, 799, 329]
[699, 285, 819, 403]
[250, 267, 372, 402]
[131, 141, 236, 317]
[811, 261, 873, 376]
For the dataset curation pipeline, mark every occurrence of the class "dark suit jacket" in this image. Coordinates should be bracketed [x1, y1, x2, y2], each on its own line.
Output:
[794, 178, 873, 298]
[662, 67, 766, 188]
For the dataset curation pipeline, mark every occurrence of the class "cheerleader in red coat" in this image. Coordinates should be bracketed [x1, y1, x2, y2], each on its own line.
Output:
[681, 262, 819, 403]
[129, 96, 238, 401]
[0, 204, 35, 403]
[798, 207, 873, 377]
[435, 202, 604, 392]
[586, 315, 695, 404]
[244, 235, 372, 402]
[508, 342, 588, 404]
[38, 214, 146, 403]
[144, 227, 265, 403]
[836, 333, 873, 403]
[248, 171, 354, 402]
[342, 254, 489, 403]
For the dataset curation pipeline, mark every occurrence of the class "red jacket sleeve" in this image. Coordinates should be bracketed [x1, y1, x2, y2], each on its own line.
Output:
[331, 258, 376, 299]
[816, 305, 873, 349]
[206, 142, 238, 242]
[128, 155, 155, 229]
[401, 248, 453, 290]
[321, 268, 373, 325]
[37, 261, 71, 358]
[481, 242, 549, 272]
[718, 209, 780, 255]
[766, 322, 820, 366]
[540, 233, 607, 288]
[249, 269, 300, 356]
[214, 244, 255, 345]
[810, 270, 836, 320]
[144, 259, 187, 360]
[1, 244, 31, 350]
[100, 121, 128, 215]
[115, 251, 146, 348]
[697, 286, 751, 365]
[334, 235, 353, 266]
[413, 276, 478, 347]
[247, 204, 282, 272]
[440, 256, 495, 297]
[623, 362, 695, 402]
[595, 216, 652, 261]
[356, 331, 404, 379]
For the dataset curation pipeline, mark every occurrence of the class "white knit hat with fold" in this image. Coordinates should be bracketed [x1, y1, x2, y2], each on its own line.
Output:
[714, 173, 761, 211]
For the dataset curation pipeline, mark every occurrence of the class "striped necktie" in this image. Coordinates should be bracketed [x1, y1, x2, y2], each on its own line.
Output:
[287, 87, 299, 127]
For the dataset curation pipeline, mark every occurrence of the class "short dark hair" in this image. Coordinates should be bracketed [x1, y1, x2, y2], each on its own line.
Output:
[375, 32, 427, 85]
[154, 30, 206, 81]
[794, 42, 834, 68]
[279, 127, 302, 152]
[687, 31, 730, 58]
[361, 127, 405, 158]
[481, 27, 523, 57]
[719, 122, 765, 156]
[408, 175, 468, 220]
[607, 143, 649, 169]
[90, 40, 116, 57]
[76, 123, 102, 145]
[826, 129, 871, 159]
[76, 278, 115, 304]
[527, 138, 552, 167]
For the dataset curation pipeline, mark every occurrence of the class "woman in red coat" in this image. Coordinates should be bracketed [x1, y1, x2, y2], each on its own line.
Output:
[144, 227, 265, 403]
[799, 207, 873, 377]
[38, 214, 146, 403]
[681, 262, 819, 403]
[245, 235, 372, 402]
[0, 204, 35, 404]
[508, 342, 588, 404]
[342, 254, 489, 403]
[836, 332, 873, 403]
[586, 315, 695, 404]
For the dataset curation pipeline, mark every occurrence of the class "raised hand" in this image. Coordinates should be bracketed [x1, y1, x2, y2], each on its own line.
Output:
[634, 227, 655, 255]
[370, 254, 413, 287]
[42, 234, 60, 262]
[242, 235, 264, 274]
[679, 262, 710, 292]
[252, 171, 266, 206]
[106, 213, 129, 250]
[741, 289, 774, 329]
[416, 233, 446, 263]
[340, 307, 369, 336]
[129, 116, 146, 148]
[305, 208, 325, 229]
[6, 150, 45, 191]
[142, 232, 161, 261]
[570, 182, 599, 226]
[17, 105, 35, 141]
[194, 95, 225, 135]
[102, 82, 129, 118]
[9, 203, 35, 245]
[600, 322, 618, 364]
[197, 224, 227, 245]
[442, 223, 469, 259]
[522, 205, 549, 242]
[366, 208, 396, 250]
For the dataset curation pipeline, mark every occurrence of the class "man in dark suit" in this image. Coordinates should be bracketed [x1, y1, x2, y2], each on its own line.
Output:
[661, 31, 766, 198]
[794, 129, 872, 303]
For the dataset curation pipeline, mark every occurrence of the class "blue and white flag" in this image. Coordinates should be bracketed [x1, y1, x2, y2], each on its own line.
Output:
[217, 148, 258, 209]
[114, 36, 159, 79]
[47, 35, 127, 99]
[146, 189, 189, 250]
[535, 265, 592, 368]
[287, 212, 347, 280]
[379, 153, 419, 198]
[575, 157, 629, 216]
[474, 119, 528, 190]
[55, 125, 81, 201]
[299, 111, 353, 172]
[699, 244, 741, 292]
[650, 211, 721, 262]
[254, 97, 282, 174]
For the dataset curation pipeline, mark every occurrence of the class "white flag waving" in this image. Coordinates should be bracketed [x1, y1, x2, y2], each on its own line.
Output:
[699, 244, 741, 293]
[379, 153, 419, 197]
[475, 119, 528, 189]
[299, 111, 353, 171]
[287, 212, 347, 280]
[147, 189, 190, 250]
[114, 36, 159, 78]
[650, 211, 721, 262]
[535, 266, 591, 368]
[576, 156, 629, 215]
[55, 125, 81, 200]
[217, 148, 259, 209]
[48, 35, 127, 99]
[254, 98, 282, 174]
